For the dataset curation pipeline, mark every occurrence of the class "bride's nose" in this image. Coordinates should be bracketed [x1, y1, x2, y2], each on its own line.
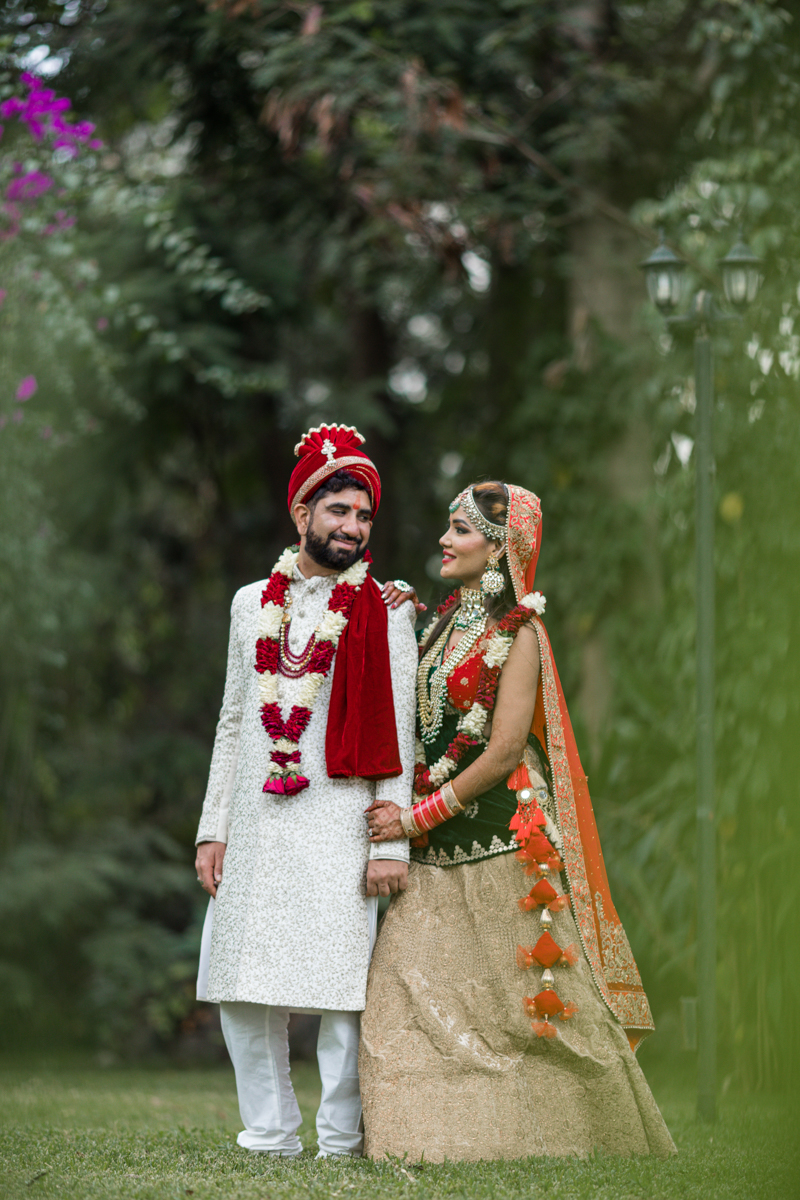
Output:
[439, 530, 451, 547]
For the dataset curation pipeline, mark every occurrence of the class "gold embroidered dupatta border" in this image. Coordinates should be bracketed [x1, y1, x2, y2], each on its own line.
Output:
[531, 615, 655, 1044]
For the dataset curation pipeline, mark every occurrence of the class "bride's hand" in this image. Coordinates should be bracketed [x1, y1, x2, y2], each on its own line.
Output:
[364, 799, 405, 842]
[381, 580, 427, 615]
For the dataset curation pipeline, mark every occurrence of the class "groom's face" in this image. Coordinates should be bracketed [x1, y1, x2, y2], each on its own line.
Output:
[298, 487, 373, 571]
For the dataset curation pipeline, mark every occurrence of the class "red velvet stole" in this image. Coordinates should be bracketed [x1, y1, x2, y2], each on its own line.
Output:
[326, 573, 402, 780]
[531, 617, 655, 1046]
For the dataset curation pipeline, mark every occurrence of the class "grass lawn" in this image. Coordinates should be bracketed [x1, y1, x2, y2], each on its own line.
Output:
[0, 1053, 796, 1200]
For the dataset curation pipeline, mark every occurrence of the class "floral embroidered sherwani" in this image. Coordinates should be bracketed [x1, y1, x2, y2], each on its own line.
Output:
[196, 565, 416, 1012]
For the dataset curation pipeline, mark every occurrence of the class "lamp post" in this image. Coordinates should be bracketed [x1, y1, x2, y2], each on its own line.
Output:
[640, 229, 762, 1124]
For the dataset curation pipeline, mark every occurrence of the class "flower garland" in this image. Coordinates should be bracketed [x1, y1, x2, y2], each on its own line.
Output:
[255, 545, 368, 796]
[413, 590, 547, 798]
[416, 584, 576, 1040]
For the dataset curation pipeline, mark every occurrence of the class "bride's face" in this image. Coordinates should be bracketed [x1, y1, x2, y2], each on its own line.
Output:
[439, 505, 499, 588]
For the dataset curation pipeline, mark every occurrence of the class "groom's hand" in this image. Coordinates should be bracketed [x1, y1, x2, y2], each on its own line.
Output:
[195, 840, 226, 897]
[366, 860, 408, 897]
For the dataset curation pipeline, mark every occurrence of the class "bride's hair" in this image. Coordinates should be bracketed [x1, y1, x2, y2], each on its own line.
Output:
[420, 480, 514, 652]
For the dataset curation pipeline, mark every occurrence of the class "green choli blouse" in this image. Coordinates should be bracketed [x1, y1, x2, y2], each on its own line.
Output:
[411, 640, 549, 868]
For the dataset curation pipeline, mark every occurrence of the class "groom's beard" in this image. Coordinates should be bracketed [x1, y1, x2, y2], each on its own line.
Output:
[305, 524, 366, 571]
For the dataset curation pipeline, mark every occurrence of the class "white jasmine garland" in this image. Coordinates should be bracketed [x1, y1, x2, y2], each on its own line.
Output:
[520, 591, 546, 615]
[296, 671, 326, 708]
[415, 737, 426, 765]
[341, 558, 369, 586]
[459, 703, 489, 738]
[428, 754, 457, 786]
[317, 610, 350, 642]
[255, 545, 367, 791]
[275, 546, 299, 576]
[258, 602, 283, 639]
[482, 631, 513, 669]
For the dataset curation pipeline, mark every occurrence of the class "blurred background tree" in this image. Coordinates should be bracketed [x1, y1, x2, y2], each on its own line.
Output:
[0, 0, 797, 1091]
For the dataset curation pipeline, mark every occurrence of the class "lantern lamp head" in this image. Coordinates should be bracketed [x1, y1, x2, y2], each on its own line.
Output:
[640, 230, 686, 313]
[720, 234, 762, 309]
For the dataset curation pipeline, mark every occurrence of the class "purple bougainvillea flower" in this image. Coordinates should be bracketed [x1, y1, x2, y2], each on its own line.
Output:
[96, 316, 109, 331]
[1, 74, 101, 155]
[0, 290, 6, 307]
[12, 409, 23, 423]
[6, 170, 53, 203]
[16, 376, 37, 401]
[41, 426, 53, 440]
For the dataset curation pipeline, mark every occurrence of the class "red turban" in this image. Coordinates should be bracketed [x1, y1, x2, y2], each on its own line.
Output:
[288, 424, 381, 517]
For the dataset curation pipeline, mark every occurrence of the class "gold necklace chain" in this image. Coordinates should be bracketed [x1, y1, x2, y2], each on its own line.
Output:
[417, 608, 487, 744]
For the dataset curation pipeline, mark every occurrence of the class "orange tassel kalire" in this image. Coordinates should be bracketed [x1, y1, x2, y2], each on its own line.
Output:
[510, 763, 578, 1042]
[517, 933, 578, 971]
[507, 763, 531, 791]
[517, 878, 570, 913]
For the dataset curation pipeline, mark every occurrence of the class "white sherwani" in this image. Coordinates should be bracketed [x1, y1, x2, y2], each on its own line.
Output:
[195, 565, 417, 1012]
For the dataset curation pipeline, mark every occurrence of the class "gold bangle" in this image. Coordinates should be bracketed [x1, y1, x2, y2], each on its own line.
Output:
[441, 780, 465, 817]
[400, 807, 421, 838]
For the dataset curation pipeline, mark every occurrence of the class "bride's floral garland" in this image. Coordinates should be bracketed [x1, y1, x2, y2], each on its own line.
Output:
[413, 589, 547, 798]
[255, 545, 369, 796]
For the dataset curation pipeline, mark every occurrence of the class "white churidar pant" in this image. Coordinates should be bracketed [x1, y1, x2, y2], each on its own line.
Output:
[213, 896, 379, 1156]
[220, 1003, 363, 1156]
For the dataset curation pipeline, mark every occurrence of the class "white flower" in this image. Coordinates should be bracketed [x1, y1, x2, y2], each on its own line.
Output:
[483, 631, 513, 669]
[521, 591, 546, 615]
[275, 546, 298, 577]
[275, 737, 297, 753]
[296, 672, 326, 708]
[428, 754, 457, 785]
[317, 609, 349, 643]
[258, 674, 279, 704]
[340, 558, 369, 587]
[458, 703, 489, 738]
[258, 602, 283, 639]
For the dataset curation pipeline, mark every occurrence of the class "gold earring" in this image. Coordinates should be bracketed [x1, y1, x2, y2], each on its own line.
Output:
[480, 549, 505, 596]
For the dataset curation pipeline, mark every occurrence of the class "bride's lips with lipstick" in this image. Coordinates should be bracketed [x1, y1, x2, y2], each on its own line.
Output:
[442, 552, 456, 563]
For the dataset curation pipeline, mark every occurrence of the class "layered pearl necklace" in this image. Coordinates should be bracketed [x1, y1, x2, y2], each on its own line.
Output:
[417, 589, 487, 745]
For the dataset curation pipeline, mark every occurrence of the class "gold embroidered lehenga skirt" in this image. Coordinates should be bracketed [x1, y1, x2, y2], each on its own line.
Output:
[359, 853, 676, 1161]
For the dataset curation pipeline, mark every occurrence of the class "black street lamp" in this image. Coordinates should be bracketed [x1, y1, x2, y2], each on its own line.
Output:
[641, 229, 762, 1124]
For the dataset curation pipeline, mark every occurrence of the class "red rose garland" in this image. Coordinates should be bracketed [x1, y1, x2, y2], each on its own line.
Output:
[254, 545, 369, 795]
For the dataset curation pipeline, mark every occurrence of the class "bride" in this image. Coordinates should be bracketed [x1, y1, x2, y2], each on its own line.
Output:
[361, 482, 675, 1160]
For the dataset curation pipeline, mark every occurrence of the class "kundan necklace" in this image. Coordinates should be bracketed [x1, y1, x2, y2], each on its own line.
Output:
[254, 545, 368, 796]
[414, 588, 547, 795]
[417, 589, 487, 745]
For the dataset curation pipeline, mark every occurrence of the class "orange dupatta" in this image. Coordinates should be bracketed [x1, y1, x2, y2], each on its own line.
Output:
[505, 486, 654, 1046]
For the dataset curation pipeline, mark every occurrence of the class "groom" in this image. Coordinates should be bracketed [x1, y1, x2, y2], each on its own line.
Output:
[194, 424, 417, 1158]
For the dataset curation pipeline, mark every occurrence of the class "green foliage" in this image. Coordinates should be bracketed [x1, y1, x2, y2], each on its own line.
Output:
[0, 828, 200, 1049]
[0, 0, 798, 1094]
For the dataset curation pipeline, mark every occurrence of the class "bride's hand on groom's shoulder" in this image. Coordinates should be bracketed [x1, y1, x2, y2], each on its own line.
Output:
[381, 580, 427, 615]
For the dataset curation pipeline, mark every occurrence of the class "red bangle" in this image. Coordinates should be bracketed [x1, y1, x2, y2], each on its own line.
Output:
[411, 789, 450, 832]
